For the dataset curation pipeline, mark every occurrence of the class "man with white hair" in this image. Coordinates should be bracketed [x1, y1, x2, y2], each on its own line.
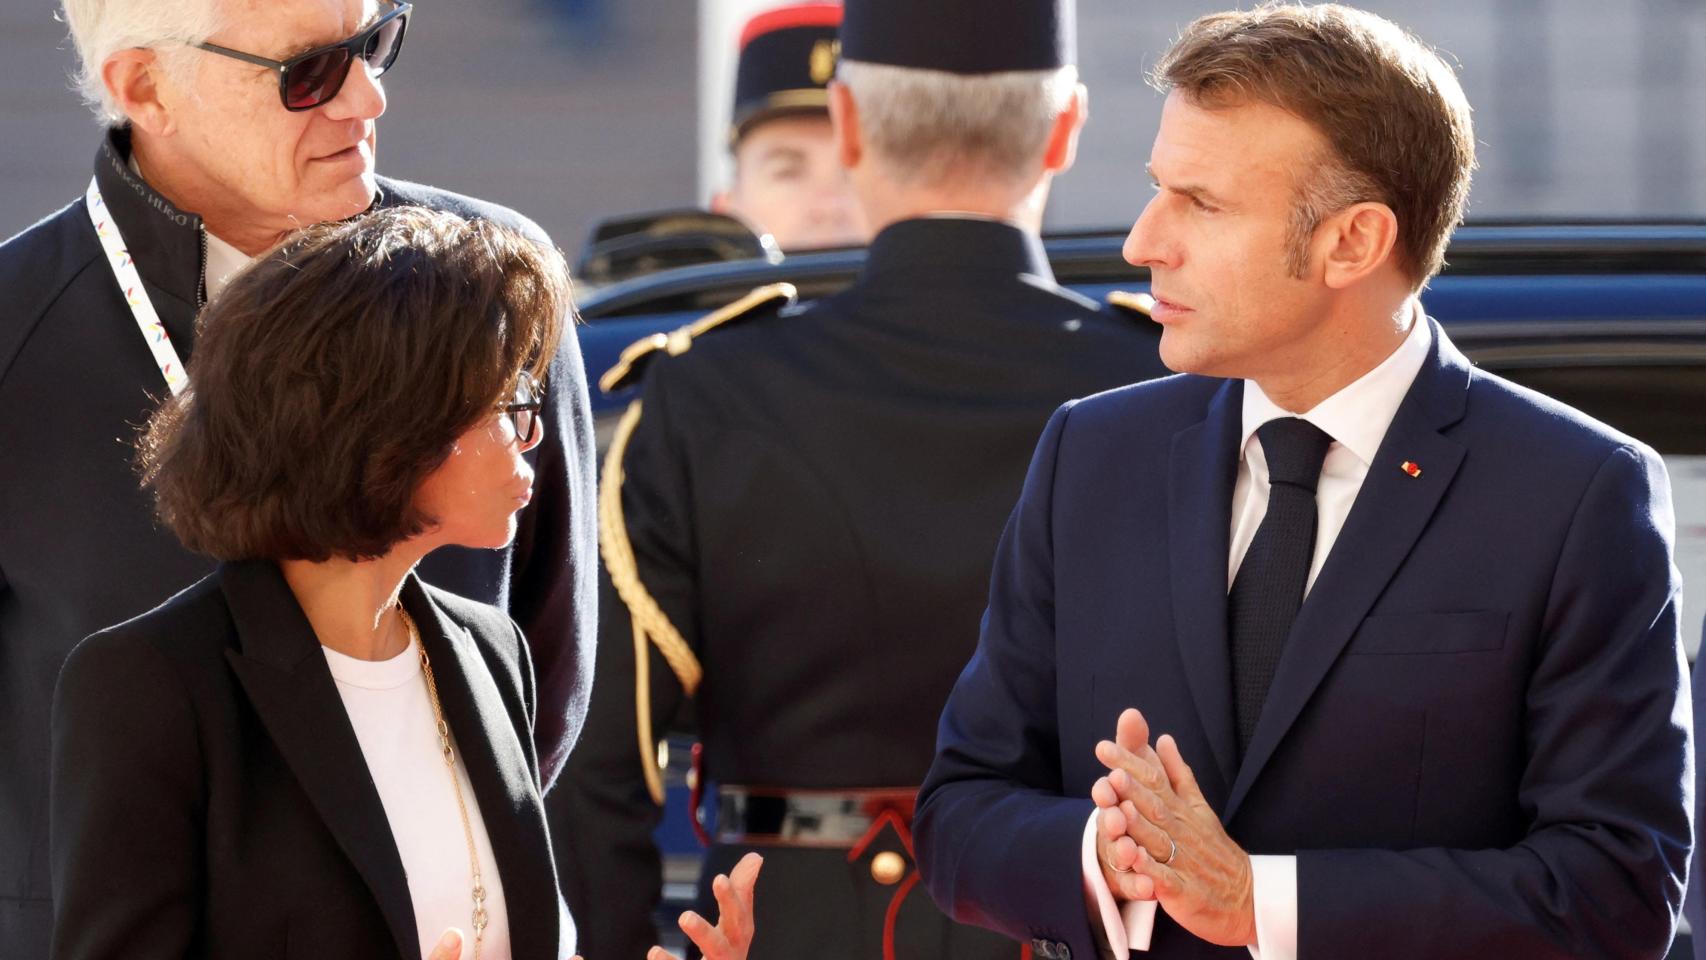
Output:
[0, 2, 597, 954]
[552, 0, 1168, 956]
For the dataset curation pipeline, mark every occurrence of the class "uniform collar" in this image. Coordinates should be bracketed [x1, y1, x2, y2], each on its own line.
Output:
[93, 127, 206, 308]
[859, 215, 1056, 286]
[1239, 300, 1434, 469]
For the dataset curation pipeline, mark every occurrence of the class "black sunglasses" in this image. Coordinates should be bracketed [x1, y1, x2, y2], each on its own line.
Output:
[195, 1, 411, 112]
[500, 372, 545, 446]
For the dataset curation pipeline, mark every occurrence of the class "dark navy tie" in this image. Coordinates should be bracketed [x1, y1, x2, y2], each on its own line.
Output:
[1229, 417, 1334, 757]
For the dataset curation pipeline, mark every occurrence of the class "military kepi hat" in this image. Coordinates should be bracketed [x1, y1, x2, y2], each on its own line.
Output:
[840, 0, 1074, 74]
[731, 3, 843, 144]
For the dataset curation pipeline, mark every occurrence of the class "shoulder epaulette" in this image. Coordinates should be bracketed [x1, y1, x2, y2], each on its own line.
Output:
[599, 282, 797, 394]
[1105, 290, 1157, 321]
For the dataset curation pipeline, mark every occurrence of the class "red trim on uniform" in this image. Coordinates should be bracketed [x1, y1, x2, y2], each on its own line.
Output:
[881, 872, 920, 960]
[689, 742, 713, 848]
[845, 808, 917, 960]
[848, 808, 914, 861]
[738, 2, 843, 50]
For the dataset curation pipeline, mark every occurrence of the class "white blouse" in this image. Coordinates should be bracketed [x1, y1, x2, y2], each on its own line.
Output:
[323, 643, 511, 960]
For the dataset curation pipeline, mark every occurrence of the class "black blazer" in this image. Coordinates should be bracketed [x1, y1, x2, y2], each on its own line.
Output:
[49, 560, 566, 960]
[3, 126, 597, 958]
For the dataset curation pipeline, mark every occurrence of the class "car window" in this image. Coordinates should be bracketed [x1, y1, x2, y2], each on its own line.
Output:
[1497, 365, 1706, 456]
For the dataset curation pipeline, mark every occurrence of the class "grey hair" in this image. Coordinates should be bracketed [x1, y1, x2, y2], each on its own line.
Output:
[836, 59, 1078, 189]
[61, 0, 224, 124]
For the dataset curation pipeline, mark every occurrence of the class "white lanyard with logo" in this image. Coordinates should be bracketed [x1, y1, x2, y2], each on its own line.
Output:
[85, 176, 189, 395]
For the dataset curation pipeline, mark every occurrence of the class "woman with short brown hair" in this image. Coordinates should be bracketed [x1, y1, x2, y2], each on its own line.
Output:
[48, 206, 756, 960]
[139, 205, 565, 564]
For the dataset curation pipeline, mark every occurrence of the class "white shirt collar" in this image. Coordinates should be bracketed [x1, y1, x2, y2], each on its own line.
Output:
[202, 231, 253, 301]
[1239, 300, 1434, 468]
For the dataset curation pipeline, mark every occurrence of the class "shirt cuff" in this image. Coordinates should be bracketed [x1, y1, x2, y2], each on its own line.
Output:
[1245, 855, 1297, 960]
[1079, 811, 1156, 955]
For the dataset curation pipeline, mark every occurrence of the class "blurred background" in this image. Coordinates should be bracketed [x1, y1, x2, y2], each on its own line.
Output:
[3, 0, 1704, 254]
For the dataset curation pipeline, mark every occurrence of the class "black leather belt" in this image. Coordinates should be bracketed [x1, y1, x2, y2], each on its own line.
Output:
[714, 786, 918, 847]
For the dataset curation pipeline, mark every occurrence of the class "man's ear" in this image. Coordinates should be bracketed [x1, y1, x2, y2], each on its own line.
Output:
[709, 190, 732, 214]
[827, 80, 861, 170]
[1318, 201, 1400, 290]
[103, 48, 176, 135]
[1041, 83, 1088, 174]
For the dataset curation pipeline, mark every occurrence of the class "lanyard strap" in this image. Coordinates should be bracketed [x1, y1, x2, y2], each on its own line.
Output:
[85, 177, 189, 396]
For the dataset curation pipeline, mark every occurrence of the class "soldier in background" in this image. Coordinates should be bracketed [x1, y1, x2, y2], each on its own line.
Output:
[552, 0, 1168, 956]
[710, 3, 866, 251]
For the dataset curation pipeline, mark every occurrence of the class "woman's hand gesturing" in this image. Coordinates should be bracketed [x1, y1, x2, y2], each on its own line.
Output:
[646, 852, 764, 960]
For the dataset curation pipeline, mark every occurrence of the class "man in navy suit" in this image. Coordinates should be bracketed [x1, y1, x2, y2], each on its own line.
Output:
[914, 6, 1692, 959]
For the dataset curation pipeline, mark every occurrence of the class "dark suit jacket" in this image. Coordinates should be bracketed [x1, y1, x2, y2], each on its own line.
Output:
[49, 561, 567, 960]
[1, 127, 596, 957]
[914, 321, 1691, 959]
[554, 217, 1168, 959]
[1686, 638, 1705, 960]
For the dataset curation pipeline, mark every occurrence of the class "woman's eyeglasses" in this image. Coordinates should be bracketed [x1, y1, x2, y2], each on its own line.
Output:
[500, 372, 544, 446]
[195, 1, 411, 112]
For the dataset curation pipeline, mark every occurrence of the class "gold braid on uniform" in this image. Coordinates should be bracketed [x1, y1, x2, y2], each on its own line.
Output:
[599, 283, 798, 393]
[600, 400, 703, 805]
[597, 283, 797, 805]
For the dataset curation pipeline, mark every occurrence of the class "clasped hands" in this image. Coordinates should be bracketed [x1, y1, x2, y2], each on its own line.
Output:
[1092, 708, 1257, 949]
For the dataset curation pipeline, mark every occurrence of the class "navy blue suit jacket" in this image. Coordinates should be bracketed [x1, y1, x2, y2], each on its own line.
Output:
[1685, 639, 1706, 959]
[915, 321, 1690, 959]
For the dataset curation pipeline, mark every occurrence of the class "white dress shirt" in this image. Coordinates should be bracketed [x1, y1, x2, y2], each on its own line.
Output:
[325, 643, 513, 960]
[202, 230, 251, 301]
[1081, 304, 1434, 959]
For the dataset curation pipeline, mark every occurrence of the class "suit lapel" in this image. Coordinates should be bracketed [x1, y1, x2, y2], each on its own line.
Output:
[218, 560, 421, 960]
[404, 578, 562, 960]
[1166, 379, 1244, 798]
[1224, 321, 1471, 820]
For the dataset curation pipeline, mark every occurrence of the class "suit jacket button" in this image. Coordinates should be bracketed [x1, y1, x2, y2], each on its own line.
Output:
[1056, 943, 1071, 960]
[870, 850, 908, 885]
[1030, 939, 1051, 959]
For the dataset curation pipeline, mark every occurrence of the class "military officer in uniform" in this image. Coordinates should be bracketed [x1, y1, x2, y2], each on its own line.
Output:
[552, 0, 1169, 956]
[710, 3, 866, 251]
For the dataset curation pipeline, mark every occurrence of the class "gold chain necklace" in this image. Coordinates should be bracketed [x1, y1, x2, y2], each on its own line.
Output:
[399, 607, 488, 960]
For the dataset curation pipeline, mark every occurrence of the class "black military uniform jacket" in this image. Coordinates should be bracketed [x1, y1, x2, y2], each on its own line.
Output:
[555, 217, 1170, 959]
[0, 128, 597, 959]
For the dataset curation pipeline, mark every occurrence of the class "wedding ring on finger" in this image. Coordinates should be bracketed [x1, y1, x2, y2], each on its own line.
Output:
[1103, 849, 1134, 875]
[1156, 835, 1178, 865]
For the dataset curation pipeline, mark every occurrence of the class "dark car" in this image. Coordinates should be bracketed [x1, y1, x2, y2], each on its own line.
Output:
[580, 221, 1706, 450]
[572, 219, 1706, 955]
